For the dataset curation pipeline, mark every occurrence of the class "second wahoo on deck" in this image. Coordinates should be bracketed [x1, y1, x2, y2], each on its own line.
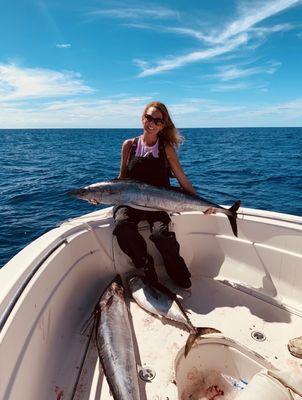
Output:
[69, 179, 241, 236]
[128, 275, 221, 357]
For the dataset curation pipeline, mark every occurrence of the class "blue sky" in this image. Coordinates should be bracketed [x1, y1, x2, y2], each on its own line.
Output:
[1, 0, 302, 128]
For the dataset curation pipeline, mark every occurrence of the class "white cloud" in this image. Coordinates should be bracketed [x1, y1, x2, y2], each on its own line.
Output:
[0, 64, 94, 101]
[56, 43, 71, 48]
[211, 82, 249, 92]
[133, 59, 149, 70]
[247, 98, 302, 117]
[162, 27, 210, 42]
[126, 20, 298, 44]
[211, 61, 281, 81]
[0, 95, 155, 128]
[250, 23, 297, 37]
[216, 0, 302, 43]
[136, 0, 302, 76]
[1, 95, 302, 128]
[169, 103, 200, 116]
[138, 34, 248, 77]
[204, 105, 246, 114]
[170, 97, 302, 127]
[90, 6, 178, 20]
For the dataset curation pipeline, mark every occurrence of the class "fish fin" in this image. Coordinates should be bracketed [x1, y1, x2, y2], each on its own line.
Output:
[185, 327, 221, 357]
[227, 200, 241, 237]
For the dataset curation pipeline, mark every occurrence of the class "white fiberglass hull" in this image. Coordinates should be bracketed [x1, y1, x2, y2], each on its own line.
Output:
[0, 207, 301, 399]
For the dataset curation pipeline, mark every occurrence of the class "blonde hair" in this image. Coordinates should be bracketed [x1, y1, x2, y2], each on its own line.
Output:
[142, 101, 183, 148]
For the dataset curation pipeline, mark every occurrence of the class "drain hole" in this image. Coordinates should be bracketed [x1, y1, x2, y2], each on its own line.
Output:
[139, 367, 156, 382]
[251, 331, 266, 341]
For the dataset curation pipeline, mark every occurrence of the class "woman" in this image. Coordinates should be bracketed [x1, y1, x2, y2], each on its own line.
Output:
[113, 101, 197, 289]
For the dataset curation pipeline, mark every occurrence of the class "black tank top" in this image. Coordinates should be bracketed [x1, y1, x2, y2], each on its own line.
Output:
[125, 137, 171, 187]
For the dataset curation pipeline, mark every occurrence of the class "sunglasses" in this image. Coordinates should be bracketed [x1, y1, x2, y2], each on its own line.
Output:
[144, 114, 164, 126]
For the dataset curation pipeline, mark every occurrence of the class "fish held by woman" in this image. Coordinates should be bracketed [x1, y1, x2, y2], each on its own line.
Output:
[69, 179, 241, 237]
[127, 275, 221, 357]
[94, 275, 140, 400]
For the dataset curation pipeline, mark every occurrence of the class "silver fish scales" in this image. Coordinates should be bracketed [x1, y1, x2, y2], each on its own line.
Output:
[69, 179, 241, 236]
[95, 275, 140, 400]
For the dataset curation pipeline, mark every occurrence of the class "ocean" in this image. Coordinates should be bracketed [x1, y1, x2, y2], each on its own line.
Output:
[1, 127, 301, 267]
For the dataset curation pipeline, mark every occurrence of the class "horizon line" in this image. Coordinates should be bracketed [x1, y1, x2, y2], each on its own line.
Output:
[0, 126, 301, 130]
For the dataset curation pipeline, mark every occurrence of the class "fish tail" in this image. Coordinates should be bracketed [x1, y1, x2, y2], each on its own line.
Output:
[185, 327, 221, 357]
[226, 200, 241, 237]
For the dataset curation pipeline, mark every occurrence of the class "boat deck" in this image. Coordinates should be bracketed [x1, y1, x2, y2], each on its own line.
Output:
[2, 208, 302, 400]
[71, 272, 302, 400]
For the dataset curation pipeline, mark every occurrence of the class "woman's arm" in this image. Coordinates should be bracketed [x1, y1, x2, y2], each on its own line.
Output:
[165, 144, 216, 213]
[165, 144, 197, 195]
[118, 139, 133, 179]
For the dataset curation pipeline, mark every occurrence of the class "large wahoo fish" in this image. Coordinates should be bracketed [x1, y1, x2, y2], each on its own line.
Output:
[94, 275, 140, 400]
[128, 275, 221, 357]
[69, 179, 241, 236]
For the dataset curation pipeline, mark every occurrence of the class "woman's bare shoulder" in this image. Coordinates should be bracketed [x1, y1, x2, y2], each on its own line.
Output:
[122, 138, 135, 149]
[164, 142, 178, 158]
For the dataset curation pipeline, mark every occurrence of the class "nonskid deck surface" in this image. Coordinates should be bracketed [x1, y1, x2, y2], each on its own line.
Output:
[73, 273, 302, 400]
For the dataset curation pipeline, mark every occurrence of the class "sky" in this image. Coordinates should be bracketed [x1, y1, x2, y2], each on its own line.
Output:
[1, 0, 302, 128]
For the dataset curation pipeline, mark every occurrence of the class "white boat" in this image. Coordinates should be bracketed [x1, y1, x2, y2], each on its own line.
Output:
[0, 206, 302, 399]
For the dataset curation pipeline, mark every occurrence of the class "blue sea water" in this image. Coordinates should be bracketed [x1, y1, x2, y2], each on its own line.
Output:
[0, 128, 301, 267]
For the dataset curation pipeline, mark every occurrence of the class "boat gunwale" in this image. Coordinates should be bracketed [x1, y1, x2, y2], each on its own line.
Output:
[0, 239, 67, 333]
[0, 206, 301, 337]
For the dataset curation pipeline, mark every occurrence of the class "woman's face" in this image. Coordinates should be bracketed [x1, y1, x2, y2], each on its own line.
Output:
[142, 106, 164, 135]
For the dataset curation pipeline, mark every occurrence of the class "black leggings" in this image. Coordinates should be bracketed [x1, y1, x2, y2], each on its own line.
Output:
[113, 206, 191, 285]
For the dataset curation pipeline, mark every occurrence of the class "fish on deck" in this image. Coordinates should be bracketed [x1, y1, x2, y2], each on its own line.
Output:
[94, 275, 140, 400]
[128, 275, 221, 357]
[68, 179, 241, 236]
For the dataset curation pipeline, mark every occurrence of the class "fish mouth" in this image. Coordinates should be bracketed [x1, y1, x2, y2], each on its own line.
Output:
[110, 274, 123, 287]
[111, 283, 124, 297]
[106, 274, 124, 297]
[68, 188, 86, 198]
